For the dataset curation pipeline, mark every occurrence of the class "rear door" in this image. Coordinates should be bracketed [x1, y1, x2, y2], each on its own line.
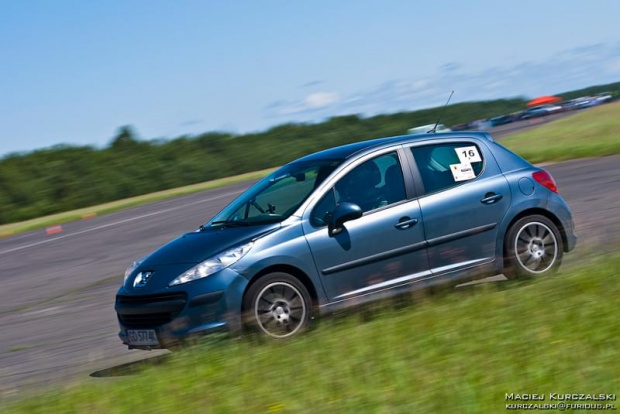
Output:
[405, 138, 511, 274]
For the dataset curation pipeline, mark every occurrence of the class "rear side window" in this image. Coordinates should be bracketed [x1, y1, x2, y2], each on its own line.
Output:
[411, 143, 484, 194]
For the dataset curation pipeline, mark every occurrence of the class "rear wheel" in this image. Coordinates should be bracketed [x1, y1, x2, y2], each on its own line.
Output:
[504, 215, 563, 279]
[243, 273, 313, 339]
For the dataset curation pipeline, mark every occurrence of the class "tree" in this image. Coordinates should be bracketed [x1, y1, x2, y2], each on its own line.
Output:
[110, 126, 139, 150]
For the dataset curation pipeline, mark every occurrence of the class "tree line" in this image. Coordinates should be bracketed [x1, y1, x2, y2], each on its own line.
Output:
[1, 80, 618, 225]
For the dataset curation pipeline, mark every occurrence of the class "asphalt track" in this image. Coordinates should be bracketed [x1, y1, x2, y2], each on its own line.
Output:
[1, 129, 618, 397]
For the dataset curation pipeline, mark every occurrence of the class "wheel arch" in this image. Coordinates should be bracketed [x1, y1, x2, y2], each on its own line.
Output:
[501, 207, 569, 267]
[242, 264, 319, 312]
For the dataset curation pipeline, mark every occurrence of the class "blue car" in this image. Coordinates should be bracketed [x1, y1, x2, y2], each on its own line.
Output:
[115, 132, 576, 348]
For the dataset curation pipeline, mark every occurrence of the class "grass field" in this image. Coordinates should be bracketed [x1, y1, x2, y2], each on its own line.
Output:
[502, 102, 620, 163]
[5, 254, 619, 413]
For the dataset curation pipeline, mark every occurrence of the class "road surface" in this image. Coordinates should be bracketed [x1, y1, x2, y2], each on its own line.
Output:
[1, 154, 618, 397]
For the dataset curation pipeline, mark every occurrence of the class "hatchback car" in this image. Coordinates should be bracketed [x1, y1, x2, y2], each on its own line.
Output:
[115, 132, 576, 348]
[407, 123, 451, 134]
[521, 105, 563, 119]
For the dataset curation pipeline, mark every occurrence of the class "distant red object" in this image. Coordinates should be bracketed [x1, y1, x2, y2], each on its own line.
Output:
[527, 96, 562, 107]
[46, 225, 63, 235]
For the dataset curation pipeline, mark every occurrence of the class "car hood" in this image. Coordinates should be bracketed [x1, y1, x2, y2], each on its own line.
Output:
[142, 223, 281, 266]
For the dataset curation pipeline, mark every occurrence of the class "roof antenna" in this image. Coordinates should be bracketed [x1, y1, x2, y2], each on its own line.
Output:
[428, 90, 454, 133]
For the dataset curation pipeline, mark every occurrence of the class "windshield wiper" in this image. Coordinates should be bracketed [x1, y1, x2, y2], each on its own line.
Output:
[210, 220, 252, 227]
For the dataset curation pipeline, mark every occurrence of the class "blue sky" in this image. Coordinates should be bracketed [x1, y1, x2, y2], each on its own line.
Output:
[1, 0, 619, 154]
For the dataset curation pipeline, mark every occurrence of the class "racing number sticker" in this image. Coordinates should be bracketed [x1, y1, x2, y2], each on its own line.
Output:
[455, 146, 482, 164]
[450, 163, 476, 182]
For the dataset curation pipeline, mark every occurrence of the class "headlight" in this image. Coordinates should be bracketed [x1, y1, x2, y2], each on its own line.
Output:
[124, 259, 144, 283]
[169, 242, 253, 286]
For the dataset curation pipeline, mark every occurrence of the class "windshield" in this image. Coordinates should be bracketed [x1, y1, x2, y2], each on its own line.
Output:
[210, 159, 342, 226]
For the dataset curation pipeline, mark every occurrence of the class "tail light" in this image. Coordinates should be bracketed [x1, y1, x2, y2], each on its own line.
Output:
[532, 170, 558, 193]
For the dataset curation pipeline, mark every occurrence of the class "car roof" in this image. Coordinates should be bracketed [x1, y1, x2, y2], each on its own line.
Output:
[296, 131, 493, 163]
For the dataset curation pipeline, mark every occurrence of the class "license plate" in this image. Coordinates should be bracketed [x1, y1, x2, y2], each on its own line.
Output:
[127, 329, 159, 346]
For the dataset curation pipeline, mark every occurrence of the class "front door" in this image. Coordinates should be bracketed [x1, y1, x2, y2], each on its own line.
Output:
[302, 150, 430, 302]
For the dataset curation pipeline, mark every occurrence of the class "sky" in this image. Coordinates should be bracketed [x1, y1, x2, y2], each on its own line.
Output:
[1, 0, 619, 155]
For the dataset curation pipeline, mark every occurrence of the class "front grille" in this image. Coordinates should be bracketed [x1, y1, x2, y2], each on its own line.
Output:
[118, 312, 174, 328]
[116, 292, 187, 329]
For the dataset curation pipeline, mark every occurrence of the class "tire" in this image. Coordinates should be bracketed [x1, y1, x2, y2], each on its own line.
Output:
[243, 272, 313, 339]
[504, 215, 563, 280]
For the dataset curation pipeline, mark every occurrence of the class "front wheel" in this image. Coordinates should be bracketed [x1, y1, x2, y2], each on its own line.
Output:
[243, 273, 313, 339]
[504, 215, 563, 279]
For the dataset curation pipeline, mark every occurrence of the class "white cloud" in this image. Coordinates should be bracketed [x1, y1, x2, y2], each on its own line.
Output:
[265, 91, 340, 117]
[304, 92, 339, 109]
[264, 42, 620, 121]
[301, 80, 324, 88]
[607, 58, 620, 75]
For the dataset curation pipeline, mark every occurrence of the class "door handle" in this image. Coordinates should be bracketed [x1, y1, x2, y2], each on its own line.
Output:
[395, 217, 418, 229]
[481, 192, 503, 204]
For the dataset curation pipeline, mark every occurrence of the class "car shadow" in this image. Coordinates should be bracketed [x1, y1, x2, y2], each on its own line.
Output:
[90, 354, 171, 378]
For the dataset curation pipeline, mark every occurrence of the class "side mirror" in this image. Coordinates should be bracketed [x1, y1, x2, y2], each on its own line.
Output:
[328, 202, 362, 236]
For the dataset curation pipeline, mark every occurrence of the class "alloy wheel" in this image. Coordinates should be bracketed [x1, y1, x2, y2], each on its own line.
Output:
[254, 282, 307, 338]
[514, 221, 558, 274]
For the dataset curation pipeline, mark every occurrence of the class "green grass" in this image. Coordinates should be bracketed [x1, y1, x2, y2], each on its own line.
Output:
[5, 254, 619, 413]
[0, 168, 275, 237]
[502, 102, 620, 163]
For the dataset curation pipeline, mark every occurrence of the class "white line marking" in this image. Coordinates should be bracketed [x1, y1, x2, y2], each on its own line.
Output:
[0, 190, 243, 256]
[23, 306, 62, 317]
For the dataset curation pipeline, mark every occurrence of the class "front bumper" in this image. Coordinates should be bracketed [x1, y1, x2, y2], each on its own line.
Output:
[115, 267, 248, 349]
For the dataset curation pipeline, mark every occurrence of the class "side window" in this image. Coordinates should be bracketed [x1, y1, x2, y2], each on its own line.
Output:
[310, 152, 407, 226]
[411, 142, 484, 194]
